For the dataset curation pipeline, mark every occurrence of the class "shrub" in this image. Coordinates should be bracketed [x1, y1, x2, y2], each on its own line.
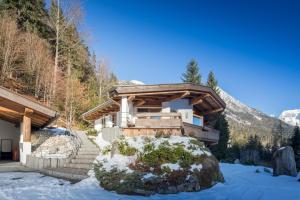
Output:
[143, 143, 155, 152]
[190, 139, 204, 147]
[161, 166, 172, 174]
[118, 140, 137, 156]
[87, 129, 98, 136]
[140, 144, 194, 169]
[143, 136, 152, 143]
[141, 145, 177, 167]
[102, 146, 111, 155]
[174, 146, 193, 169]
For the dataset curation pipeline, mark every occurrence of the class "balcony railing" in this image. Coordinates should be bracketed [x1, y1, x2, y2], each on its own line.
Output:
[135, 112, 182, 128]
[183, 122, 219, 143]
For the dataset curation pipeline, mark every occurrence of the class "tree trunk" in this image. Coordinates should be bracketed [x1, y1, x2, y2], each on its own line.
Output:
[53, 0, 60, 98]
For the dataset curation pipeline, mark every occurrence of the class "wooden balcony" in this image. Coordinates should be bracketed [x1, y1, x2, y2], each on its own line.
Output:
[183, 122, 219, 144]
[123, 112, 182, 137]
[134, 112, 182, 128]
[123, 112, 219, 144]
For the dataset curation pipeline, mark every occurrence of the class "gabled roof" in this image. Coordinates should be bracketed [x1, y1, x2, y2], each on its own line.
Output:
[82, 83, 226, 121]
[82, 99, 120, 121]
[0, 86, 59, 128]
[110, 83, 226, 109]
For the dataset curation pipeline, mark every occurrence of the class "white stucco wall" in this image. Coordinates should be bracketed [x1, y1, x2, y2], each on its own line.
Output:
[162, 99, 193, 124]
[0, 119, 20, 151]
[94, 118, 103, 131]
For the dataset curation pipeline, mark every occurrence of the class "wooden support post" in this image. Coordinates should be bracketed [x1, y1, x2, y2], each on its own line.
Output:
[191, 94, 210, 105]
[128, 95, 135, 101]
[23, 108, 33, 142]
[134, 99, 146, 107]
[168, 91, 190, 101]
[203, 108, 224, 115]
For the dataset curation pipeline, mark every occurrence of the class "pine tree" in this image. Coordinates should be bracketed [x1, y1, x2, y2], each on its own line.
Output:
[206, 70, 220, 94]
[0, 0, 53, 39]
[181, 59, 201, 84]
[210, 114, 230, 160]
[291, 125, 300, 170]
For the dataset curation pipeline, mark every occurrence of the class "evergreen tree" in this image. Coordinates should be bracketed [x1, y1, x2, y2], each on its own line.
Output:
[225, 143, 241, 163]
[181, 59, 201, 84]
[206, 70, 220, 94]
[291, 125, 300, 170]
[210, 114, 230, 160]
[0, 0, 53, 39]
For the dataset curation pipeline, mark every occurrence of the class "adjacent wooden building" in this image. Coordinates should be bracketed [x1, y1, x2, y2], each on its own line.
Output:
[82, 83, 226, 145]
[0, 86, 58, 164]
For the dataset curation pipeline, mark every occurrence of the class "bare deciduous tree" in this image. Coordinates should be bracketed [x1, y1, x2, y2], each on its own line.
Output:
[0, 14, 22, 82]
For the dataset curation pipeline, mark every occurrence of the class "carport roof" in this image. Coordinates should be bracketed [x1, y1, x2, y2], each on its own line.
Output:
[0, 86, 59, 128]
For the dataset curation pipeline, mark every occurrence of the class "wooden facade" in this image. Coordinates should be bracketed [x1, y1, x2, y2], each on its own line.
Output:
[82, 83, 226, 144]
[0, 87, 58, 128]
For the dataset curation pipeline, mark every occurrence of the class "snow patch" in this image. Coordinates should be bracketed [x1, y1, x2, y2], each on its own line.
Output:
[190, 164, 203, 172]
[142, 173, 156, 180]
[97, 154, 136, 173]
[161, 163, 181, 171]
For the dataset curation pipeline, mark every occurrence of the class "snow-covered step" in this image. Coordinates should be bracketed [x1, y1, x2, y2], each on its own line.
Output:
[77, 151, 99, 155]
[78, 147, 99, 152]
[75, 154, 99, 159]
[38, 131, 99, 182]
[65, 163, 93, 170]
[79, 147, 99, 151]
[71, 158, 94, 164]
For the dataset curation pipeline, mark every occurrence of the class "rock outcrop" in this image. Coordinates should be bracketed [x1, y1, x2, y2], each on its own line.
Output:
[272, 146, 297, 177]
[94, 135, 224, 195]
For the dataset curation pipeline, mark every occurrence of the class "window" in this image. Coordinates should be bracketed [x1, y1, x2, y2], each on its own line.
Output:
[150, 116, 161, 120]
[137, 108, 161, 113]
[112, 114, 116, 126]
[193, 116, 203, 126]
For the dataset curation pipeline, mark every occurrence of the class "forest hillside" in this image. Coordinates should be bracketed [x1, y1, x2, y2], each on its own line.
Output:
[0, 0, 117, 128]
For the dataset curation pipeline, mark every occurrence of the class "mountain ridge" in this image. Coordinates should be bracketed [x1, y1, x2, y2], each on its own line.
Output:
[219, 88, 294, 144]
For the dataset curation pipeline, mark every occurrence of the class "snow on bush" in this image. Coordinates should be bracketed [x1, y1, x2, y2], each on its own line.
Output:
[95, 135, 211, 172]
[94, 134, 224, 195]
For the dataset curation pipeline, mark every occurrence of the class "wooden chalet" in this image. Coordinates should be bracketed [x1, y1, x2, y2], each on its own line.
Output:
[82, 83, 226, 145]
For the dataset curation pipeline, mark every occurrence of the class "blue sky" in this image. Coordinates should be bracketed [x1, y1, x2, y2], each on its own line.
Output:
[82, 0, 300, 116]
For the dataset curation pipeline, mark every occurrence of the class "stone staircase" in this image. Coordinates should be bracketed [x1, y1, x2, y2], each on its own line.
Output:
[41, 131, 99, 182]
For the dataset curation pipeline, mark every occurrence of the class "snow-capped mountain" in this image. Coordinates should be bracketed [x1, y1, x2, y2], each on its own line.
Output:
[219, 88, 294, 142]
[118, 80, 145, 85]
[280, 109, 300, 126]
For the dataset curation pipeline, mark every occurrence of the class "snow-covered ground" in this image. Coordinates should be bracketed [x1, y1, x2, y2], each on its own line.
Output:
[0, 163, 299, 200]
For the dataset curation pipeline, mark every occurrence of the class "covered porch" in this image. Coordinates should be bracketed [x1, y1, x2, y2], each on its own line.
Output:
[0, 87, 58, 164]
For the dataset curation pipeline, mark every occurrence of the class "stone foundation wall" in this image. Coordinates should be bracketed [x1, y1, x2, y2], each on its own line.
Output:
[26, 155, 70, 169]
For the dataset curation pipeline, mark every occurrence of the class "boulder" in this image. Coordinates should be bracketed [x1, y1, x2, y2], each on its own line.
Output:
[94, 135, 224, 195]
[272, 146, 297, 177]
[234, 159, 240, 164]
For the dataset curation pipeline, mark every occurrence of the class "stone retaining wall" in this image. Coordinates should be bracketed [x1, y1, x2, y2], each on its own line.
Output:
[26, 155, 70, 169]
